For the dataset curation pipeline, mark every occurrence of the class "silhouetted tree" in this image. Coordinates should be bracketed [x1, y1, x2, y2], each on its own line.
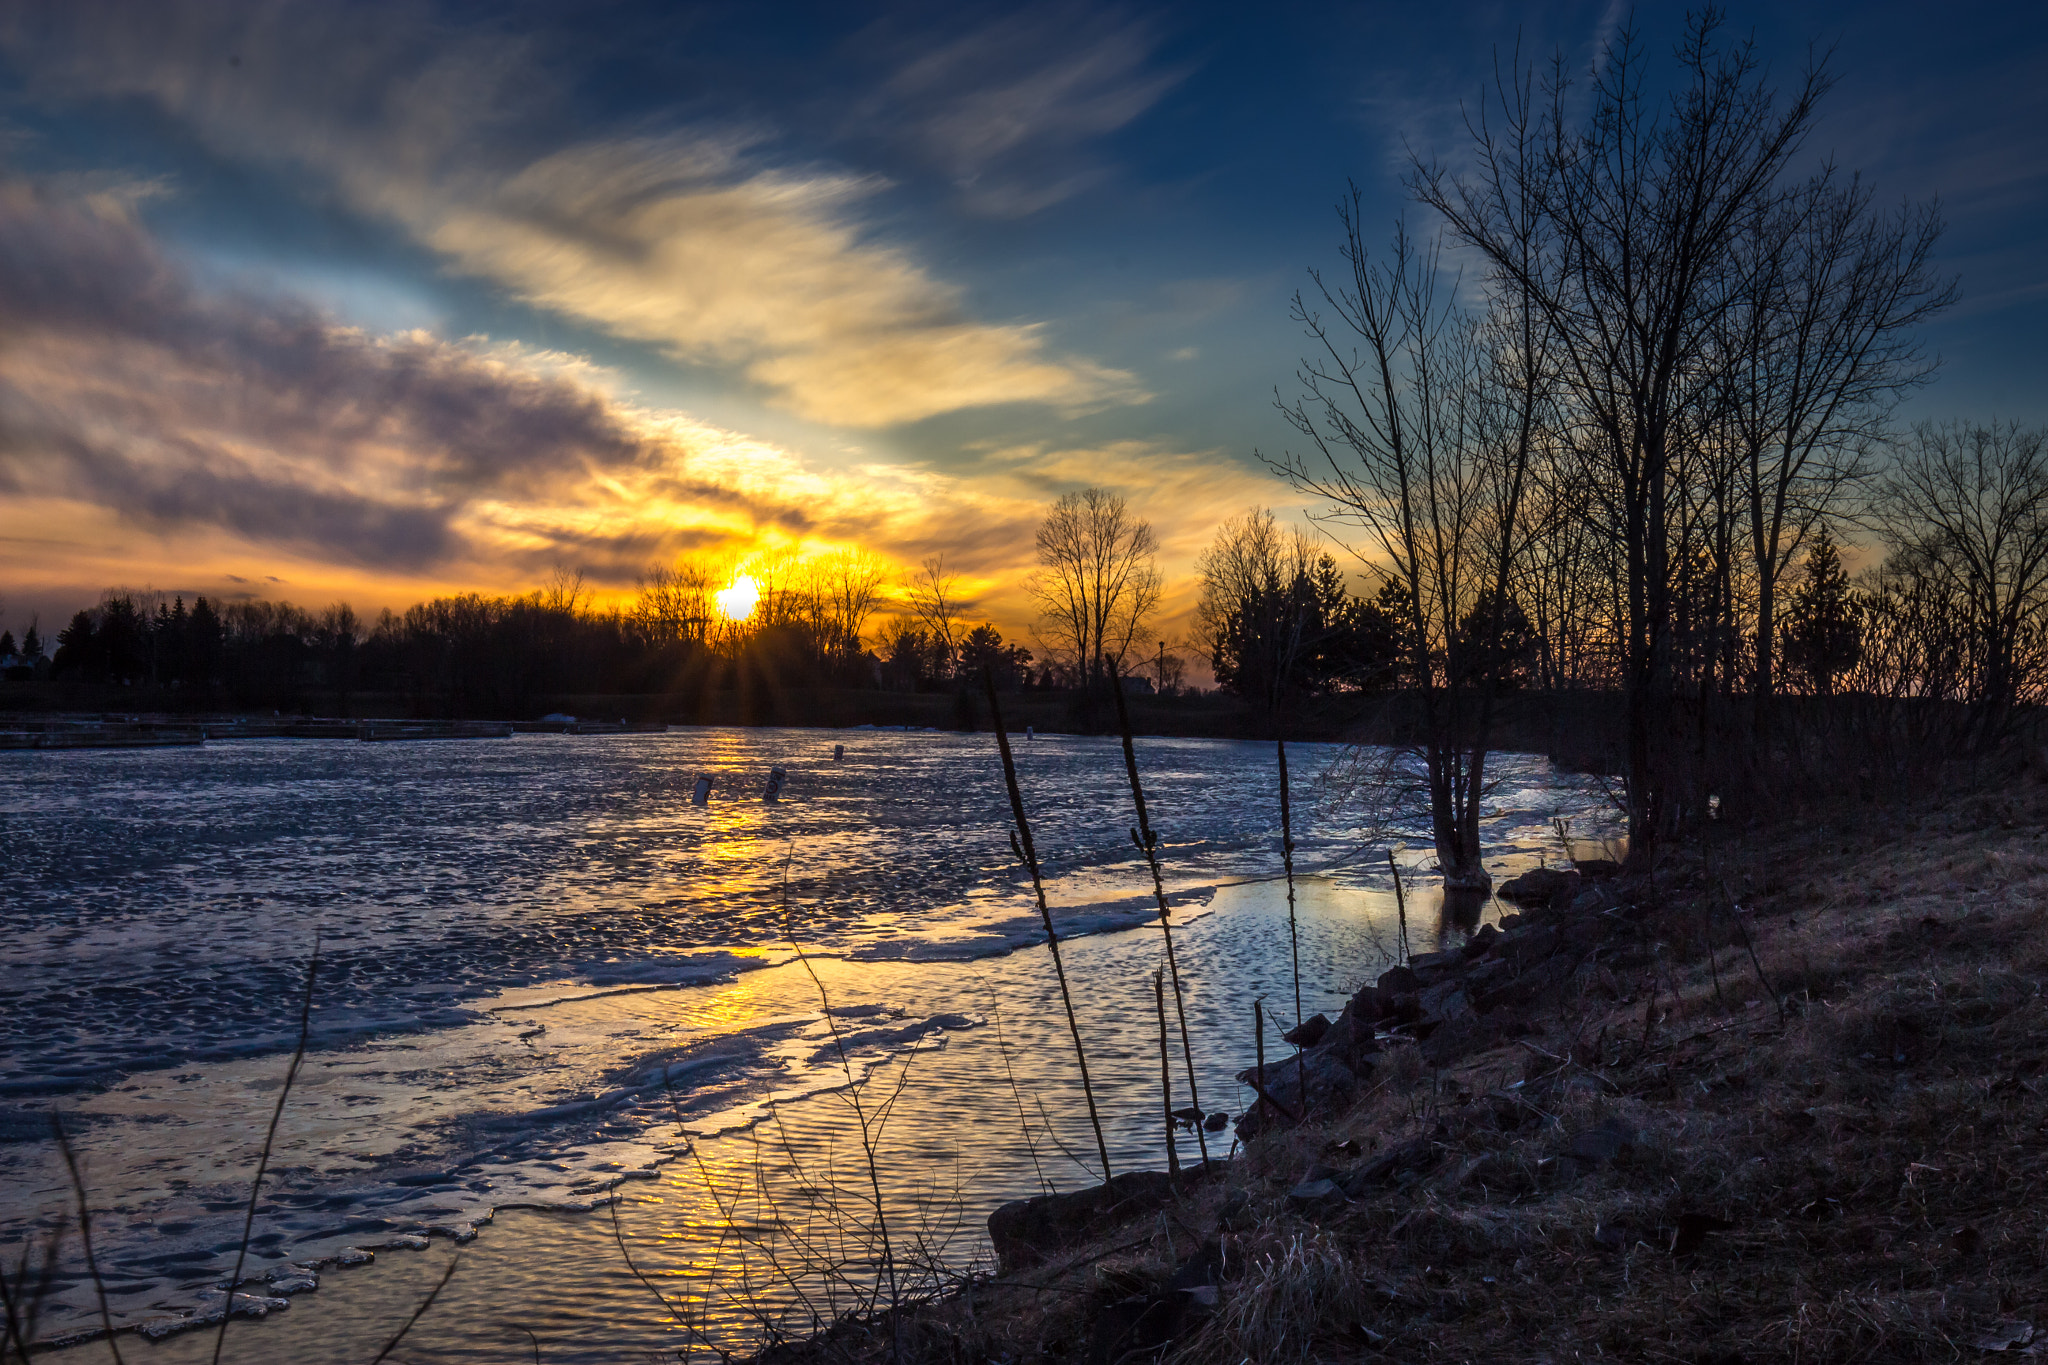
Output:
[1030, 488, 1162, 690]
[1782, 531, 1861, 698]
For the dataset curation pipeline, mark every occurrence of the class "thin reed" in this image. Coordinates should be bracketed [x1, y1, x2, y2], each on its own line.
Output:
[1110, 675, 1210, 1166]
[982, 666, 1112, 1182]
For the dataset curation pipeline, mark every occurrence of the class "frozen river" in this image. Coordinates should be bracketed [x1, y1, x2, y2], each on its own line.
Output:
[1, 725, 1616, 1359]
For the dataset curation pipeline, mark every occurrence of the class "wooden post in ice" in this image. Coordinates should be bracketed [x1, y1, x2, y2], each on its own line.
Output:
[763, 767, 786, 802]
[833, 744, 844, 761]
[691, 775, 713, 806]
[982, 665, 1113, 1184]
[1253, 994, 1266, 1118]
[1388, 850, 1409, 964]
[1155, 967, 1179, 1176]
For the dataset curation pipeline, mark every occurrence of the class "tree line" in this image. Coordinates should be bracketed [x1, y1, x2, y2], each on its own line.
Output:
[1214, 13, 2043, 883]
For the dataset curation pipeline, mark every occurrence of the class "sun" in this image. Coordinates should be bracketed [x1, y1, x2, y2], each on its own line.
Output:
[714, 574, 760, 621]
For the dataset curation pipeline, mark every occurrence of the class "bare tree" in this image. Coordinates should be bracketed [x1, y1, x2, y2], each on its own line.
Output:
[1871, 421, 2048, 743]
[635, 558, 716, 646]
[823, 551, 888, 659]
[904, 555, 969, 678]
[1269, 211, 1546, 889]
[1029, 489, 1162, 689]
[1717, 176, 1953, 737]
[1413, 13, 1834, 866]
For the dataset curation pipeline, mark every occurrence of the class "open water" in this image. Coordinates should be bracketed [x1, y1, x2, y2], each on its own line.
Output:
[0, 726, 1617, 1360]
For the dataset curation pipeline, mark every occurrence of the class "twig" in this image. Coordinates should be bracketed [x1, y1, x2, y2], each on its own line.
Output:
[1724, 884, 1787, 1023]
[983, 667, 1112, 1183]
[213, 937, 319, 1365]
[49, 1116, 121, 1365]
[978, 978, 1051, 1195]
[1279, 739, 1306, 1120]
[365, 1254, 459, 1365]
[1112, 677, 1209, 1166]
[1388, 850, 1410, 964]
[782, 850, 904, 1365]
[1153, 968, 1179, 1176]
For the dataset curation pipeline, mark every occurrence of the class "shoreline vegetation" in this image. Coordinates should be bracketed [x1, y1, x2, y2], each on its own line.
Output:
[741, 750, 2048, 1365]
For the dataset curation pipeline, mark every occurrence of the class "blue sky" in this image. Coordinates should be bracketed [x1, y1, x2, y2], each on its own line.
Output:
[0, 0, 2042, 638]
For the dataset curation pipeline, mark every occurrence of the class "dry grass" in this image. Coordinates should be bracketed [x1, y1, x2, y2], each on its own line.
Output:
[789, 765, 2048, 1364]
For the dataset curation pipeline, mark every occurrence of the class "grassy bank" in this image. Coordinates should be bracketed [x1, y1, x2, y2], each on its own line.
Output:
[767, 767, 2048, 1363]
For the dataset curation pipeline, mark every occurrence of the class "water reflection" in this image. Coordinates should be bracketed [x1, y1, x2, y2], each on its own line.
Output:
[5, 731, 1617, 1359]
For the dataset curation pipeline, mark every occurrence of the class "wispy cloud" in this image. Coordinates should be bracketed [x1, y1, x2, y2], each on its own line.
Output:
[859, 3, 1187, 218]
[0, 1, 1146, 428]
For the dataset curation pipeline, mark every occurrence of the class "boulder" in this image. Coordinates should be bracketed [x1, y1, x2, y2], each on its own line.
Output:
[1462, 922, 1502, 958]
[1316, 1001, 1383, 1066]
[1497, 867, 1581, 907]
[1417, 980, 1475, 1023]
[988, 1171, 1176, 1269]
[1574, 858, 1622, 878]
[1500, 923, 1560, 970]
[1283, 1013, 1332, 1048]
[1236, 1049, 1363, 1134]
[1420, 1012, 1514, 1067]
[1377, 964, 1421, 995]
[1407, 950, 1459, 984]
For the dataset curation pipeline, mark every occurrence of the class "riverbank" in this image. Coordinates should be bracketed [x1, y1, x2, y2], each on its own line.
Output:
[761, 764, 2048, 1362]
[0, 681, 1629, 757]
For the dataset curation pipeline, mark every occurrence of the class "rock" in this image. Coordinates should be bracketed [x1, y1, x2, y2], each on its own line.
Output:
[1574, 859, 1622, 878]
[1407, 950, 1459, 983]
[1420, 1013, 1506, 1067]
[1462, 922, 1502, 958]
[1286, 1178, 1345, 1210]
[988, 1171, 1176, 1269]
[1475, 956, 1574, 1013]
[1416, 980, 1475, 1023]
[1318, 994, 1385, 1065]
[1568, 886, 1608, 915]
[1461, 956, 1514, 997]
[1238, 1049, 1362, 1118]
[1203, 1110, 1229, 1132]
[386, 1233, 431, 1251]
[1283, 1013, 1331, 1048]
[334, 1247, 374, 1266]
[1498, 867, 1581, 907]
[1501, 923, 1560, 969]
[1377, 964, 1421, 994]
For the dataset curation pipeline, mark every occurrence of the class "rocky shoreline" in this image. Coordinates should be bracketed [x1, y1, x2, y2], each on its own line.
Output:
[755, 775, 2048, 1363]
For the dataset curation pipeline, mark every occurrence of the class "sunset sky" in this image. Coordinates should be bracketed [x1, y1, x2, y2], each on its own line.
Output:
[1, 1, 2043, 645]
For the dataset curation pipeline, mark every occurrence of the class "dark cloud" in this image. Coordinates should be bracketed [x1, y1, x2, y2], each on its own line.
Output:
[0, 182, 829, 572]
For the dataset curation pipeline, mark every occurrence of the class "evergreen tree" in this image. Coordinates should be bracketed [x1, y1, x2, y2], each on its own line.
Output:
[0, 630, 16, 661]
[1784, 531, 1863, 698]
[54, 610, 99, 678]
[188, 597, 223, 688]
[21, 621, 43, 661]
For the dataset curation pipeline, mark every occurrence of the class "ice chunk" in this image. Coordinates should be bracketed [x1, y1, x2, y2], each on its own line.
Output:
[266, 1263, 318, 1292]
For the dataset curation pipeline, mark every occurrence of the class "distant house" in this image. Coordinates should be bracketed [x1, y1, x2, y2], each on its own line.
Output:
[1119, 674, 1156, 696]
